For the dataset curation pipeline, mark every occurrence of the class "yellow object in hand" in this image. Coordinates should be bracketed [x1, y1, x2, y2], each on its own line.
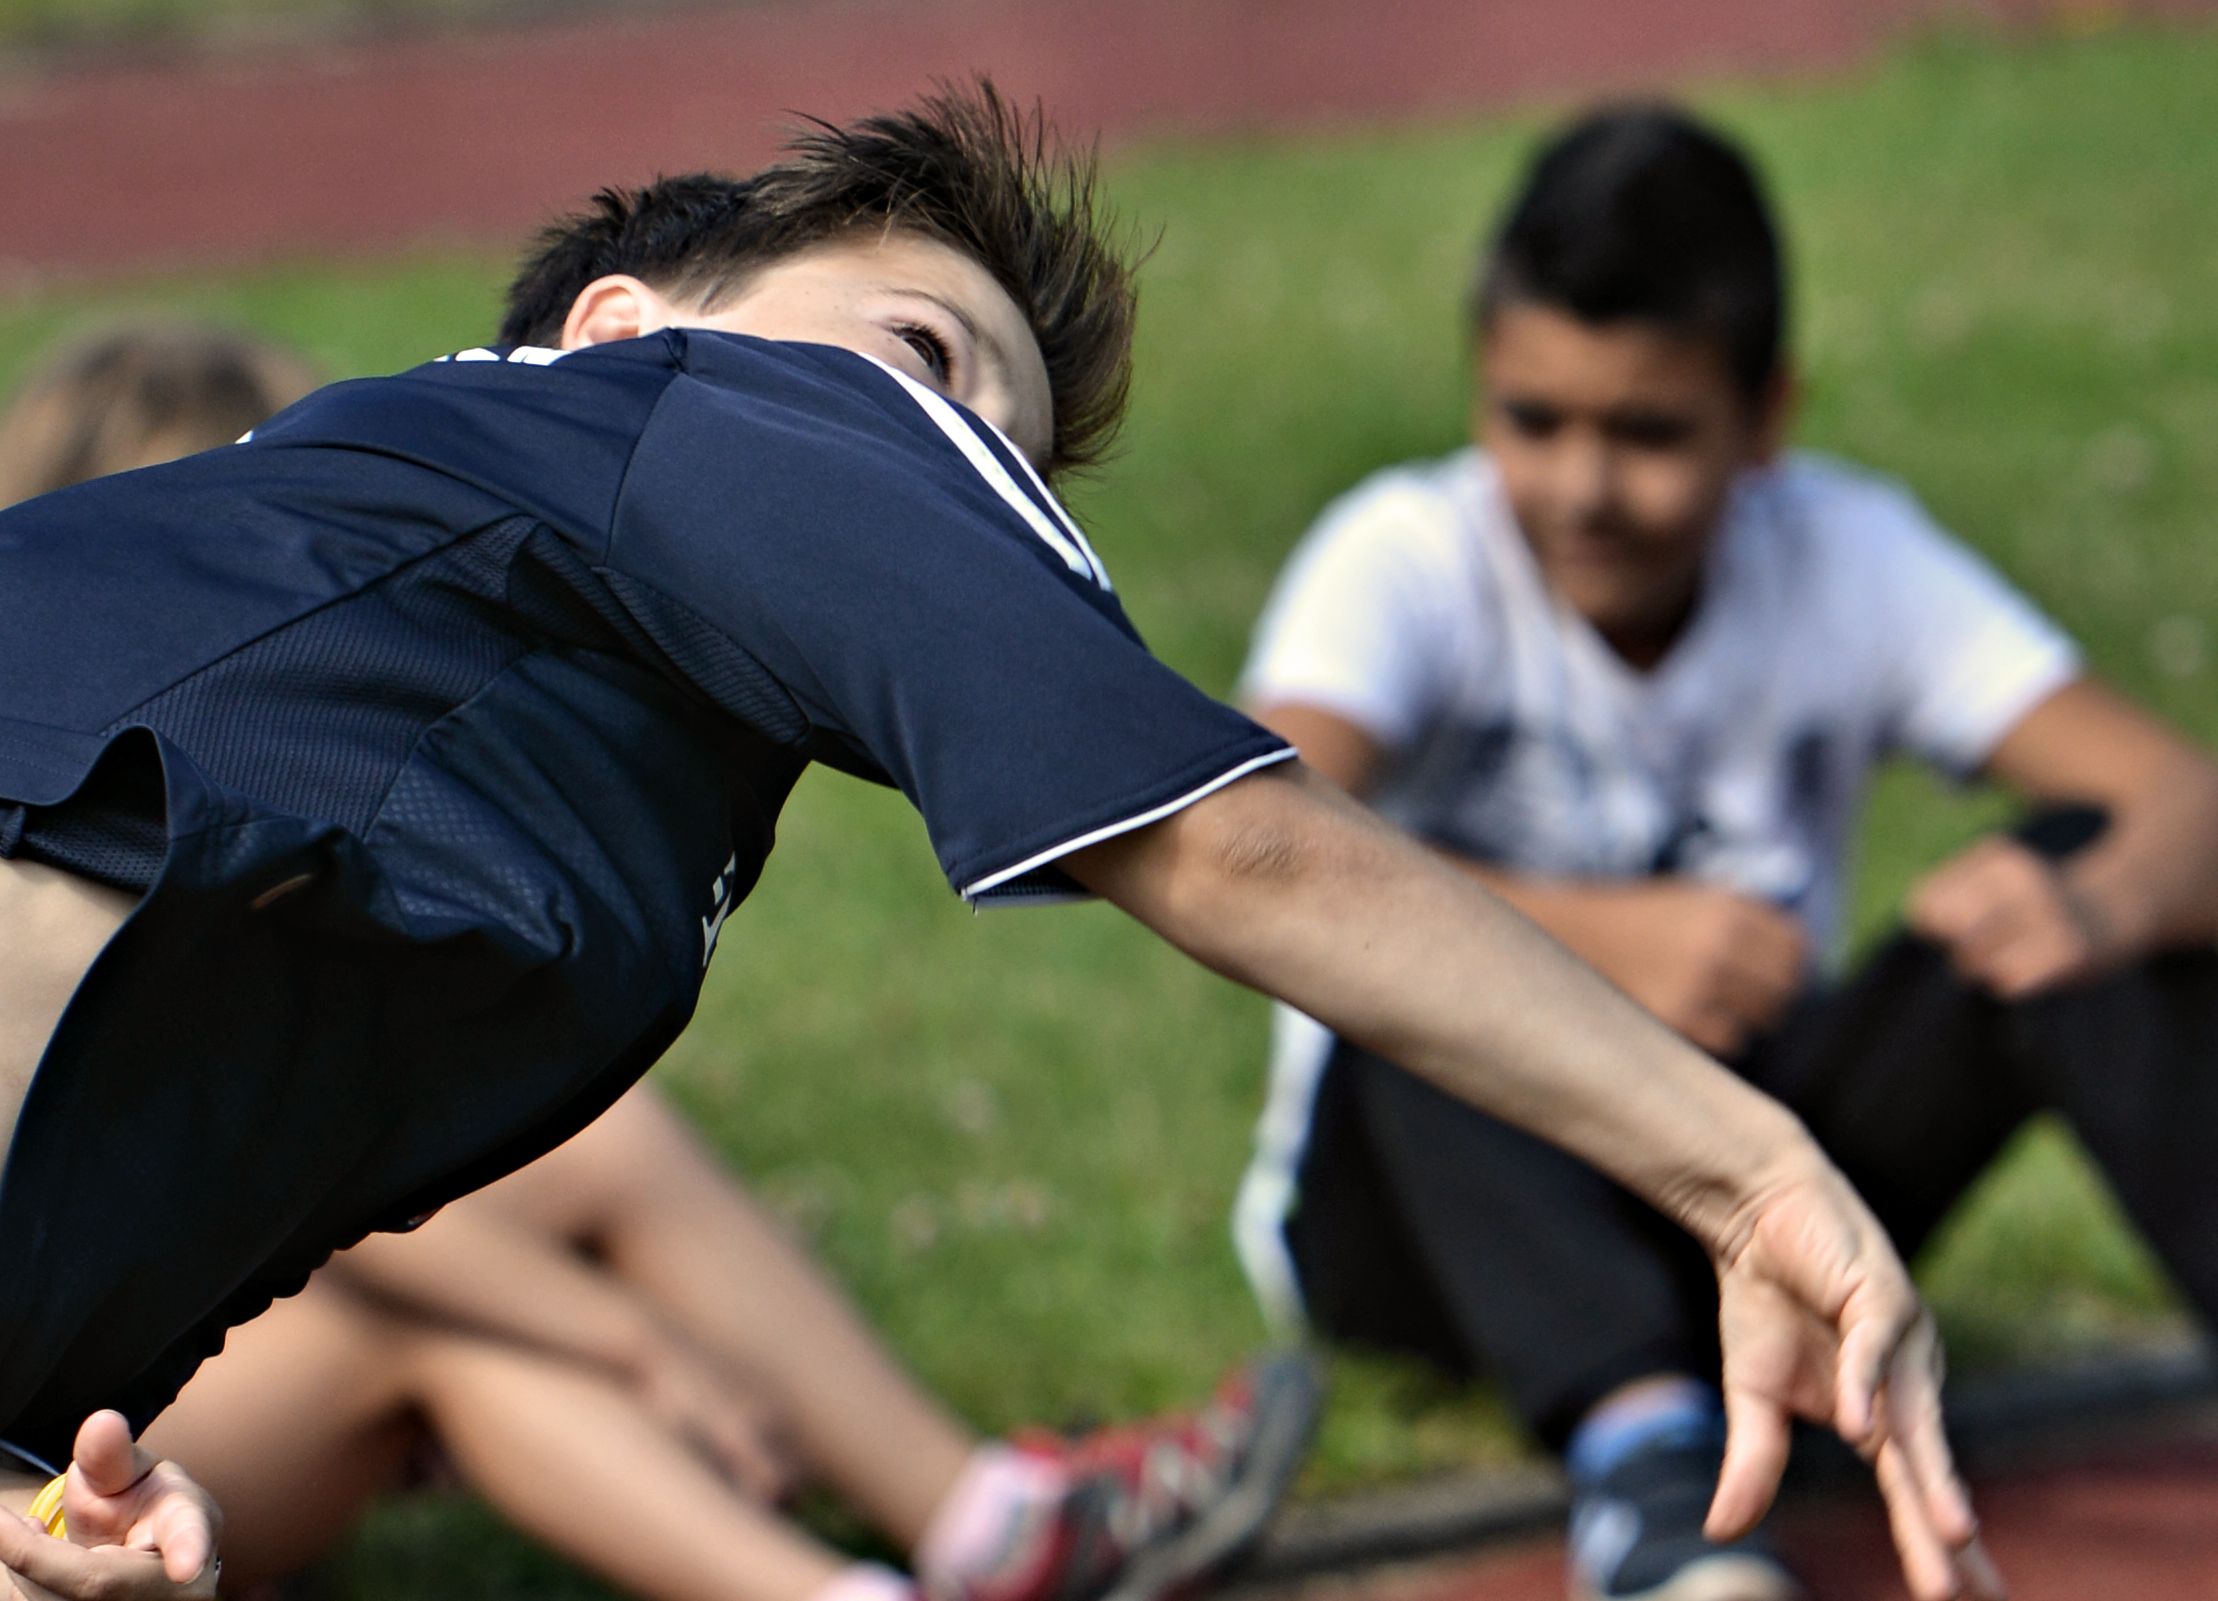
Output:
[25, 1472, 66, 1537]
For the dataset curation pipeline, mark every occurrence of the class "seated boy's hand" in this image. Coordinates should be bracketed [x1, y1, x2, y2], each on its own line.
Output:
[1907, 835, 2112, 999]
[1582, 880, 1808, 1059]
[1708, 1158, 2005, 1601]
[629, 1328, 796, 1501]
[0, 1411, 220, 1600]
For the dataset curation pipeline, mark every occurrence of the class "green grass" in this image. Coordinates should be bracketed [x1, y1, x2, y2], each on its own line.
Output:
[5, 20, 2216, 1590]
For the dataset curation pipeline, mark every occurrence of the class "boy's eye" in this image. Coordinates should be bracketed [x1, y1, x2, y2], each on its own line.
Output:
[1608, 412, 1697, 450]
[895, 323, 954, 384]
[1500, 400, 1561, 439]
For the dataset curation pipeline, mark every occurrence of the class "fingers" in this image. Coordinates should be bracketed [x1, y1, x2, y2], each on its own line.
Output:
[1729, 902, 1810, 1004]
[1873, 1438, 2005, 1601]
[1888, 1324, 1972, 1535]
[68, 1411, 153, 1502]
[719, 1426, 794, 1503]
[1711, 959, 1792, 1042]
[1832, 1308, 1894, 1448]
[0, 1519, 212, 1600]
[1873, 1440, 1961, 1601]
[1958, 1534, 2009, 1600]
[134, 1471, 217, 1585]
[1858, 1318, 2000, 1600]
[1706, 1385, 1790, 1541]
[1718, 1169, 2002, 1600]
[1682, 1006, 1750, 1061]
[1694, 897, 1809, 1051]
[1906, 838, 2009, 940]
[50, 1413, 219, 1589]
[1906, 838, 2093, 997]
[694, 1406, 791, 1500]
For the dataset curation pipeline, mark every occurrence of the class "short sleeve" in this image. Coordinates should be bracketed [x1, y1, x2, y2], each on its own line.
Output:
[1852, 479, 2081, 773]
[1238, 471, 1467, 749]
[606, 334, 1292, 903]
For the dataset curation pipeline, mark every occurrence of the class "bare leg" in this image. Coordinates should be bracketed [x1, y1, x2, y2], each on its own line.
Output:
[476, 1085, 975, 1548]
[0, 858, 132, 1142]
[139, 1277, 426, 1593]
[414, 1330, 849, 1601]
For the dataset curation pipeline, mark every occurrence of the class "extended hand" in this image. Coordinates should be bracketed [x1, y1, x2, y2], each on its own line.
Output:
[1707, 1162, 2003, 1601]
[1907, 836, 2111, 999]
[0, 1411, 219, 1600]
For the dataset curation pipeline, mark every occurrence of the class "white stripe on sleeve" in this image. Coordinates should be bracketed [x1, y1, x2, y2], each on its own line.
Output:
[858, 355, 1101, 586]
[960, 747, 1298, 902]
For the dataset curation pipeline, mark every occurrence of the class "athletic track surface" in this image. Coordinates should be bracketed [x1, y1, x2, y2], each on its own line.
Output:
[8, 0, 2218, 1592]
[4, 0, 2216, 277]
[1253, 1422, 2218, 1601]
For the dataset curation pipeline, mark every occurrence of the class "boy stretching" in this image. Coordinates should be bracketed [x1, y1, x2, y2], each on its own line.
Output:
[1, 88, 1991, 1601]
[0, 321, 1324, 1601]
[1234, 103, 2218, 1601]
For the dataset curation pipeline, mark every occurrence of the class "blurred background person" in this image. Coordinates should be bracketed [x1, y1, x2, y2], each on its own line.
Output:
[143, 1083, 1311, 1601]
[0, 322, 318, 504]
[1232, 103, 2218, 1601]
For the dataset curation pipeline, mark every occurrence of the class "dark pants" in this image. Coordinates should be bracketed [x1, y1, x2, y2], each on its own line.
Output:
[1282, 818, 2218, 1451]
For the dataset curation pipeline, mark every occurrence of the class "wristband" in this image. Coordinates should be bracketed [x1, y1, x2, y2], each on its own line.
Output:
[25, 1472, 66, 1536]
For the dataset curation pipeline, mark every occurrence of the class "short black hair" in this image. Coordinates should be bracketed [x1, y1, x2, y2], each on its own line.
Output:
[500, 81, 1136, 477]
[1474, 103, 1785, 400]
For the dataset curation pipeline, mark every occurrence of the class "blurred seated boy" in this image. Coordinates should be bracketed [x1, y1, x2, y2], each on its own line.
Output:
[151, 1083, 1316, 1601]
[0, 87, 1992, 1601]
[1234, 103, 2218, 1601]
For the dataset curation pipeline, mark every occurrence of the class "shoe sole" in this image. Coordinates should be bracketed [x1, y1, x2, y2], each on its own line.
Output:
[1569, 1551, 1806, 1601]
[1093, 1350, 1325, 1601]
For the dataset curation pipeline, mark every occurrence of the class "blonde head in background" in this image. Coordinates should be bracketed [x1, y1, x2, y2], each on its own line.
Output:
[0, 322, 319, 507]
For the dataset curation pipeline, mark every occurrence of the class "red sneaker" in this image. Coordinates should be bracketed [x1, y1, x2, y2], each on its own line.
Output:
[936, 1351, 1323, 1601]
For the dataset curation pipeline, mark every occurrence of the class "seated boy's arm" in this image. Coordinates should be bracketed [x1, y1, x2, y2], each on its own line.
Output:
[1910, 677, 2218, 997]
[1252, 699, 1807, 1057]
[1247, 702, 1388, 794]
[1064, 762, 1995, 1601]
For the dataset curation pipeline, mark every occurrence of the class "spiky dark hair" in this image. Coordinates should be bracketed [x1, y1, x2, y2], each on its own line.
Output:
[500, 81, 1136, 476]
[1474, 103, 1786, 402]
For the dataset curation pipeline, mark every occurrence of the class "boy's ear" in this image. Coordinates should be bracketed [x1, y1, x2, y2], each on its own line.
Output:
[1749, 364, 1800, 464]
[559, 276, 673, 351]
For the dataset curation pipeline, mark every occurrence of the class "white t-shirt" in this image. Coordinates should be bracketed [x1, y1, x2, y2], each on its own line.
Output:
[1231, 445, 2079, 1328]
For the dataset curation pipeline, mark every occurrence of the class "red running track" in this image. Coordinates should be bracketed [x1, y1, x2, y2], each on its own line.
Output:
[1258, 1428, 2218, 1601]
[3, 0, 2216, 277]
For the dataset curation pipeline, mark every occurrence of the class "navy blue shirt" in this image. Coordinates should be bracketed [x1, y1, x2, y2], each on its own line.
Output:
[0, 330, 1291, 1460]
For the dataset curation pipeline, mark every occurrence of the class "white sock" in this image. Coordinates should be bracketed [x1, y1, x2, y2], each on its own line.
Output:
[808, 1561, 918, 1601]
[915, 1443, 1069, 1590]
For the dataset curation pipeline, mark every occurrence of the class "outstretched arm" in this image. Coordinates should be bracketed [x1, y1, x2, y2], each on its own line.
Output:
[1254, 700, 1813, 1058]
[1065, 763, 2000, 1601]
